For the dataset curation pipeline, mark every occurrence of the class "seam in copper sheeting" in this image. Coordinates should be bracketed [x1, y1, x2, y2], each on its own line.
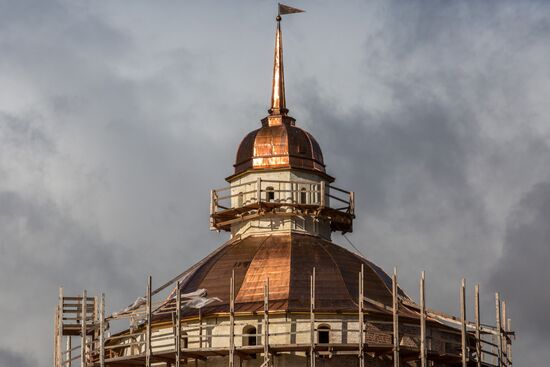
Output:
[317, 240, 357, 307]
[234, 234, 274, 302]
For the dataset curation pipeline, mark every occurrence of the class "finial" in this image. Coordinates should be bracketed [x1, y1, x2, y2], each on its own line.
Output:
[269, 16, 287, 115]
[268, 4, 304, 116]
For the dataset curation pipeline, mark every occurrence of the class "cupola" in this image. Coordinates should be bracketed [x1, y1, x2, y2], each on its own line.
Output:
[210, 12, 354, 240]
[228, 14, 332, 182]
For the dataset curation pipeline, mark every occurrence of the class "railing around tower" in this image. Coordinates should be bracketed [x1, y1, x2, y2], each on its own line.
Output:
[209, 178, 355, 233]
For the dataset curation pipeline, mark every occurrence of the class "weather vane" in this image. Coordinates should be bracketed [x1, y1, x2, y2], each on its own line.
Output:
[277, 3, 305, 21]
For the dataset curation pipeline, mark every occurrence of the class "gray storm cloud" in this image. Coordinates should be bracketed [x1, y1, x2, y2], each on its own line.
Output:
[491, 182, 550, 365]
[0, 0, 549, 365]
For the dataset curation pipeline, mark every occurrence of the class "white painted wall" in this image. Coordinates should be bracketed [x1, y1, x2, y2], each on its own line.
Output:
[225, 169, 332, 239]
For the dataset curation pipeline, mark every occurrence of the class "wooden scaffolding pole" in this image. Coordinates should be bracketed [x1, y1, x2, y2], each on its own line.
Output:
[320, 181, 326, 208]
[210, 189, 216, 229]
[196, 308, 202, 367]
[507, 318, 513, 367]
[66, 334, 72, 367]
[310, 268, 316, 367]
[54, 306, 59, 367]
[495, 293, 503, 367]
[146, 276, 152, 367]
[264, 278, 270, 366]
[57, 288, 63, 367]
[99, 293, 105, 367]
[176, 281, 182, 367]
[199, 307, 203, 349]
[474, 284, 481, 367]
[502, 301, 507, 367]
[256, 177, 262, 202]
[93, 296, 99, 356]
[420, 272, 427, 367]
[460, 278, 467, 367]
[358, 265, 365, 367]
[392, 268, 400, 367]
[229, 271, 235, 367]
[81, 289, 87, 367]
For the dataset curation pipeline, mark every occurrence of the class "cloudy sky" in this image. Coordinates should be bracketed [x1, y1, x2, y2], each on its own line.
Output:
[1, 0, 549, 365]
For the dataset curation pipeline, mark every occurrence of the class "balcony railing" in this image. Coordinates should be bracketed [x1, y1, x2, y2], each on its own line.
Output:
[209, 178, 355, 232]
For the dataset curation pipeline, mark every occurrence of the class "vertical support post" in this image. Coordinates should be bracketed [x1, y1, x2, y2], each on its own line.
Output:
[81, 290, 87, 367]
[66, 335, 72, 367]
[264, 278, 270, 366]
[358, 265, 365, 367]
[349, 191, 355, 216]
[93, 296, 99, 355]
[199, 308, 202, 348]
[507, 319, 512, 367]
[320, 181, 326, 208]
[393, 267, 400, 367]
[57, 288, 64, 367]
[54, 307, 58, 367]
[99, 293, 105, 367]
[420, 272, 427, 367]
[310, 268, 316, 367]
[492, 334, 497, 366]
[176, 281, 182, 367]
[256, 177, 262, 203]
[502, 301, 507, 367]
[229, 271, 235, 367]
[460, 278, 467, 367]
[474, 284, 481, 367]
[196, 308, 202, 367]
[210, 190, 216, 229]
[146, 276, 152, 367]
[495, 293, 503, 367]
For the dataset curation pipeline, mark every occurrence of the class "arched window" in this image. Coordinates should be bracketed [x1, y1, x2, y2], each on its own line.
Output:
[242, 325, 257, 346]
[237, 192, 244, 207]
[265, 186, 275, 202]
[181, 331, 188, 349]
[317, 324, 330, 344]
[300, 187, 307, 204]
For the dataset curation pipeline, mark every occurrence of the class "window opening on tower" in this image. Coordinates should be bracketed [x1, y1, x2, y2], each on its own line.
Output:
[318, 324, 330, 344]
[300, 187, 307, 204]
[266, 186, 275, 202]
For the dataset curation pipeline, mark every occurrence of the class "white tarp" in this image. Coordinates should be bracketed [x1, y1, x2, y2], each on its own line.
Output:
[111, 288, 221, 319]
[177, 288, 222, 309]
[111, 297, 146, 318]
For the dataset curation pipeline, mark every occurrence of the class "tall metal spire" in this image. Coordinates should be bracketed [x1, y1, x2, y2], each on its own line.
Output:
[269, 14, 288, 116]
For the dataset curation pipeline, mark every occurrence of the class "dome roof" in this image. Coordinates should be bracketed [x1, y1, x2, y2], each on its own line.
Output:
[231, 116, 328, 179]
[163, 233, 414, 318]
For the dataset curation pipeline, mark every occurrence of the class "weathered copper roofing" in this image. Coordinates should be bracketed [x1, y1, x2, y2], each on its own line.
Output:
[230, 116, 331, 180]
[166, 233, 413, 317]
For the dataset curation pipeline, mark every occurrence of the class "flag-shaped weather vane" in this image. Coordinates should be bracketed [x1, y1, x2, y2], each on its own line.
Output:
[277, 3, 305, 20]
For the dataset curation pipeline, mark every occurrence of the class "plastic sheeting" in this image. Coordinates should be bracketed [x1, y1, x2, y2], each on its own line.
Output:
[111, 289, 221, 319]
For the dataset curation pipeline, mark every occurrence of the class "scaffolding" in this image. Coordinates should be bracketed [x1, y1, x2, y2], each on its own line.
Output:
[210, 179, 355, 233]
[53, 268, 514, 367]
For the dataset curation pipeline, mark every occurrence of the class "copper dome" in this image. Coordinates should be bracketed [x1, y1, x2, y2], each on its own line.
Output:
[163, 233, 414, 318]
[231, 115, 329, 180]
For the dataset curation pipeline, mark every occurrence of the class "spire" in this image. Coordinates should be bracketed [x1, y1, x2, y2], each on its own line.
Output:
[269, 15, 288, 116]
